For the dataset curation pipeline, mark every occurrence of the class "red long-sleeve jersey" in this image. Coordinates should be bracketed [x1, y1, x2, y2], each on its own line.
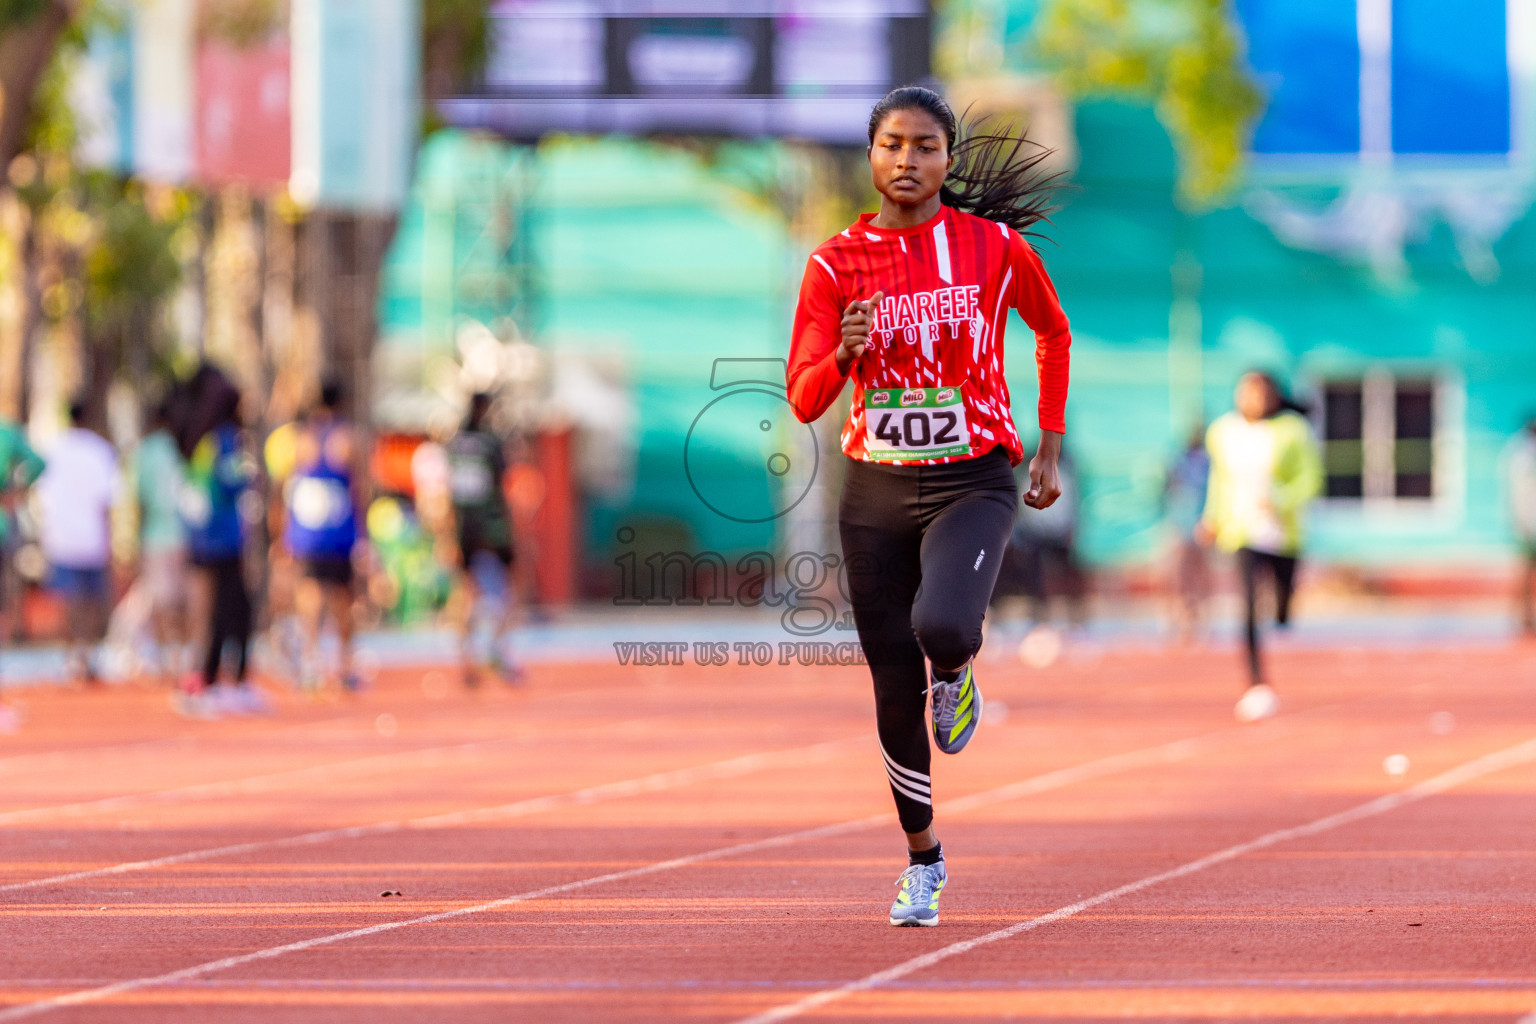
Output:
[787, 206, 1071, 466]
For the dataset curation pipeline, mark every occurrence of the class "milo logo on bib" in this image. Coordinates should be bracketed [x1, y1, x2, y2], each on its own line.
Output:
[900, 389, 926, 407]
[869, 390, 892, 407]
[936, 387, 956, 404]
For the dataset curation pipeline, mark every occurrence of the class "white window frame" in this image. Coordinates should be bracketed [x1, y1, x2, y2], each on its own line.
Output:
[1310, 367, 1465, 524]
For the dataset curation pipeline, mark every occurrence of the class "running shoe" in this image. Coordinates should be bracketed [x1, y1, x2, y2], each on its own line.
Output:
[489, 648, 525, 687]
[217, 684, 274, 716]
[889, 860, 947, 927]
[171, 681, 219, 720]
[1234, 683, 1279, 722]
[929, 662, 982, 754]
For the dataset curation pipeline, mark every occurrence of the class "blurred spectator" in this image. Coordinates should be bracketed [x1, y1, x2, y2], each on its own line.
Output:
[0, 414, 44, 729]
[176, 369, 264, 715]
[1163, 424, 1213, 642]
[262, 416, 304, 681]
[107, 399, 189, 682]
[1199, 371, 1321, 722]
[1506, 414, 1536, 636]
[447, 392, 522, 686]
[0, 415, 45, 645]
[366, 493, 450, 625]
[994, 443, 1086, 628]
[36, 401, 119, 683]
[410, 429, 457, 570]
[279, 381, 362, 691]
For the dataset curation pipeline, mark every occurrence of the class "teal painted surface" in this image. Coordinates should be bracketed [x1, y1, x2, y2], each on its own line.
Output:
[529, 139, 796, 559]
[1040, 100, 1536, 567]
[378, 131, 531, 348]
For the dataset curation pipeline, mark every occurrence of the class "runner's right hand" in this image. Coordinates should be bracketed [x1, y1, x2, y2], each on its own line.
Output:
[836, 292, 884, 372]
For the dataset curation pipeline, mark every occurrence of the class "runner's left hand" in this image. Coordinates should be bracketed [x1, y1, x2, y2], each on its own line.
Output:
[1023, 431, 1063, 510]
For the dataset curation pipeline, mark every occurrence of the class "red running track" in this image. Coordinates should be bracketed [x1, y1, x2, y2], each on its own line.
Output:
[2, 643, 1536, 1022]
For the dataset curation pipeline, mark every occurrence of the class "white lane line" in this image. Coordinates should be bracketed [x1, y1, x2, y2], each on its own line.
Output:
[0, 679, 1419, 892]
[731, 735, 1536, 1024]
[0, 730, 1224, 1018]
[0, 736, 859, 894]
[0, 714, 670, 827]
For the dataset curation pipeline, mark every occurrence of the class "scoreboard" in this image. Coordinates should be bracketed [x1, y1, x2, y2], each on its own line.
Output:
[438, 0, 932, 145]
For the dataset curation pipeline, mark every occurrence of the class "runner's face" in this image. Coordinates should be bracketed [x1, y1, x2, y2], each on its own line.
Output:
[1235, 374, 1274, 421]
[869, 109, 951, 208]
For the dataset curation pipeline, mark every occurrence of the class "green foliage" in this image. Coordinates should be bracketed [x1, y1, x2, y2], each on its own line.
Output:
[21, 33, 78, 160]
[422, 0, 489, 131]
[83, 181, 183, 325]
[1034, 0, 1263, 206]
[200, 0, 286, 48]
[0, 0, 52, 30]
[423, 0, 489, 73]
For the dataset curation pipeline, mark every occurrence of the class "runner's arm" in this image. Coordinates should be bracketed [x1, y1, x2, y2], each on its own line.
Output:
[786, 256, 850, 423]
[1274, 417, 1323, 516]
[1008, 232, 1072, 436]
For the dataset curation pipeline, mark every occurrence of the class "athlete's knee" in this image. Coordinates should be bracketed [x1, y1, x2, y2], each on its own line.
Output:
[910, 606, 979, 671]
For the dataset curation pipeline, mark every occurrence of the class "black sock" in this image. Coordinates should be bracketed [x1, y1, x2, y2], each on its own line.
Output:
[908, 842, 943, 866]
[931, 666, 961, 683]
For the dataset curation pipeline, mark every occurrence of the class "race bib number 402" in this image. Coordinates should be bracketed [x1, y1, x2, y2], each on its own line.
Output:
[862, 386, 972, 461]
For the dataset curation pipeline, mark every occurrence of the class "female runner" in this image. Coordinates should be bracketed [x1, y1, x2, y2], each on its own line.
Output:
[1199, 371, 1321, 721]
[787, 86, 1072, 926]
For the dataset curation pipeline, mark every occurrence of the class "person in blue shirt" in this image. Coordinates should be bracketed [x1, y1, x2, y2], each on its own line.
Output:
[281, 380, 361, 691]
[176, 367, 264, 716]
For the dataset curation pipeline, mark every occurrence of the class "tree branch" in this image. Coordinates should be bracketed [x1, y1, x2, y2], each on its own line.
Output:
[0, 0, 81, 171]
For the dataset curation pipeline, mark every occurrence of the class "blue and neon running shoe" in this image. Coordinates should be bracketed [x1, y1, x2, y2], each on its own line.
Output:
[889, 860, 947, 927]
[929, 662, 982, 754]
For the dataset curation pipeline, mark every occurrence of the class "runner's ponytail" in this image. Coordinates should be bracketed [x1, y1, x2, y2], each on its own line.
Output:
[867, 86, 1062, 241]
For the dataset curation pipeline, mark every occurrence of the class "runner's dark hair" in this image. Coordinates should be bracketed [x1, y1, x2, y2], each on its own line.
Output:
[867, 86, 1062, 244]
[465, 391, 492, 431]
[176, 363, 242, 458]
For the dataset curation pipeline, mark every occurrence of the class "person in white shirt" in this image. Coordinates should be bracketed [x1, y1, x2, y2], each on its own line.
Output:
[36, 402, 119, 681]
[1506, 415, 1536, 636]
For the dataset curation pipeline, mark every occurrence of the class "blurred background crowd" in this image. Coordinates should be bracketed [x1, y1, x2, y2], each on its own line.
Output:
[0, 0, 1534, 719]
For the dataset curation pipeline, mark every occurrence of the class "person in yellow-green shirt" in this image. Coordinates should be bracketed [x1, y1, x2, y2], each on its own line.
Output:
[1198, 371, 1322, 722]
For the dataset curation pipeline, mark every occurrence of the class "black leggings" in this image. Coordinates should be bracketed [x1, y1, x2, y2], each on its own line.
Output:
[198, 557, 252, 686]
[1238, 547, 1297, 688]
[839, 447, 1018, 834]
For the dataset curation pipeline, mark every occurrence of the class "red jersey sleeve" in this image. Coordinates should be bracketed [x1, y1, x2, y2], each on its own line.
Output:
[786, 254, 851, 423]
[1008, 231, 1072, 435]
